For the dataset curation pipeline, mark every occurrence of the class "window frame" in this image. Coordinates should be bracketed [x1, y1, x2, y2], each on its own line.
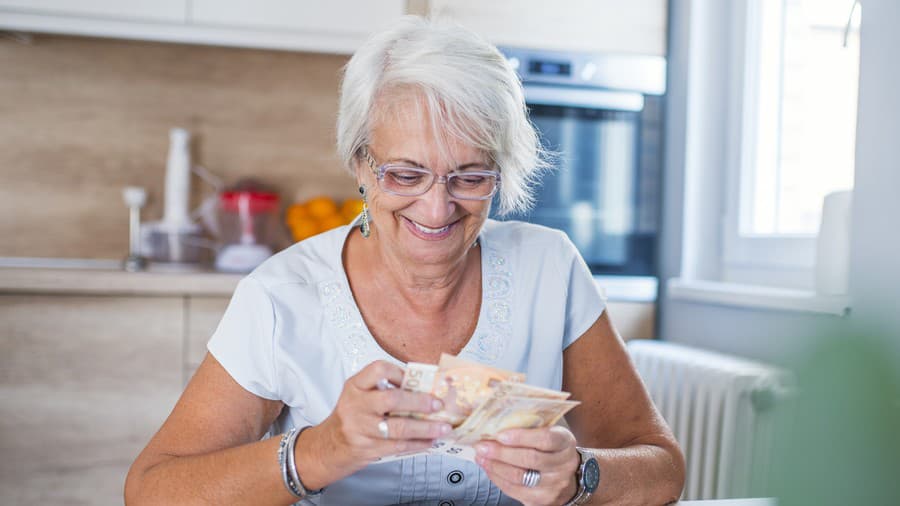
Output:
[721, 0, 819, 290]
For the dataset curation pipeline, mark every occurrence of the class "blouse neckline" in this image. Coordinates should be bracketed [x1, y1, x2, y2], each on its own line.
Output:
[333, 217, 490, 366]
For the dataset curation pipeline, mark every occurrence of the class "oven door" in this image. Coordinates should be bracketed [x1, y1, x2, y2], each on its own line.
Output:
[507, 84, 659, 276]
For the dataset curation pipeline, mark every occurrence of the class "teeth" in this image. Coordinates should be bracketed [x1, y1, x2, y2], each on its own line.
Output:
[412, 221, 450, 234]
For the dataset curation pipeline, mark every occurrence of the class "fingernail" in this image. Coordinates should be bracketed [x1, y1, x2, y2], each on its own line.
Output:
[440, 424, 451, 435]
[498, 432, 512, 444]
[475, 444, 488, 455]
[431, 399, 443, 411]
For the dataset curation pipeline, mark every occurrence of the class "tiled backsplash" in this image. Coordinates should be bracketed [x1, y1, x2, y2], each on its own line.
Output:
[0, 33, 357, 259]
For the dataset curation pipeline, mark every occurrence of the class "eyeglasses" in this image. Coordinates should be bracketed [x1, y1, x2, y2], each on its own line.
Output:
[363, 147, 500, 200]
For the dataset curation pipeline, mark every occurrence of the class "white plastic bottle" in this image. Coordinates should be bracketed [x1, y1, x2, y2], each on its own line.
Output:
[163, 128, 192, 229]
[815, 190, 853, 295]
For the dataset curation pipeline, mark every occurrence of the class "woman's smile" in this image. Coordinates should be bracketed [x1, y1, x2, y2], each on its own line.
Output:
[402, 215, 459, 241]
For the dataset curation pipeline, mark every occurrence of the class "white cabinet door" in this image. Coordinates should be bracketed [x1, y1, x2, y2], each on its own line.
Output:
[191, 0, 404, 35]
[430, 0, 667, 56]
[0, 0, 186, 23]
[0, 0, 403, 54]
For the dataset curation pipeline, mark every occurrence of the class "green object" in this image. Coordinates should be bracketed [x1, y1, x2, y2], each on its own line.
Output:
[764, 333, 900, 504]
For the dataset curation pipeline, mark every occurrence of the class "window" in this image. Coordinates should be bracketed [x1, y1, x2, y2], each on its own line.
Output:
[723, 0, 861, 288]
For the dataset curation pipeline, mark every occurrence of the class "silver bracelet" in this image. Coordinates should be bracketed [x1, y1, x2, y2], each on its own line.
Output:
[286, 426, 323, 497]
[277, 427, 303, 499]
[278, 426, 324, 499]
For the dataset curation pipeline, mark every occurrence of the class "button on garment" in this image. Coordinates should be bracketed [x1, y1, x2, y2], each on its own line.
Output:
[395, 455, 504, 504]
[439, 501, 455, 506]
[447, 470, 465, 485]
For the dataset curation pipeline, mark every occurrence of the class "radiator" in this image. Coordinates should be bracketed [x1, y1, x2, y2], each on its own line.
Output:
[626, 339, 789, 500]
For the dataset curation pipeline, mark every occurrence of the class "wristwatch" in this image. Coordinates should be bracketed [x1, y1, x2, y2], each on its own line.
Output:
[565, 447, 600, 505]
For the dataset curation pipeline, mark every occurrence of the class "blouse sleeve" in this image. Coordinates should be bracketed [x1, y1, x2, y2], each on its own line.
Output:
[560, 235, 607, 349]
[207, 276, 280, 400]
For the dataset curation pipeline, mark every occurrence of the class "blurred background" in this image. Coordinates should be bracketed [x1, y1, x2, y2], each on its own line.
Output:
[1, 0, 897, 504]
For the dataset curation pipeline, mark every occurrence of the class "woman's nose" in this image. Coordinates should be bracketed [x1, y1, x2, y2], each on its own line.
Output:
[418, 179, 456, 221]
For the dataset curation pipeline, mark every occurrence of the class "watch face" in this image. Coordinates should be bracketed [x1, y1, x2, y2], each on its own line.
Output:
[583, 458, 600, 492]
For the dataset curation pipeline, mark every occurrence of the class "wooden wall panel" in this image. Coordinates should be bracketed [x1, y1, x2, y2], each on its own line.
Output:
[0, 33, 355, 259]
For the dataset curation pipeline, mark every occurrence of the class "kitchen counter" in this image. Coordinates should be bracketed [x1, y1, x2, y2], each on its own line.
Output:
[0, 258, 658, 301]
[0, 262, 241, 296]
[0, 257, 658, 339]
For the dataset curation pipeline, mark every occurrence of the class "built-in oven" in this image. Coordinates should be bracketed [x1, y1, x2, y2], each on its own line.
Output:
[497, 47, 666, 302]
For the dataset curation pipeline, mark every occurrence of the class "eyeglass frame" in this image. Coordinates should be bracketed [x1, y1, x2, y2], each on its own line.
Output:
[362, 147, 501, 201]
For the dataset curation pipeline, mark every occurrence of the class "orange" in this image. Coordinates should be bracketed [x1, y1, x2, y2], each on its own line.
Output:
[290, 218, 322, 242]
[305, 196, 339, 219]
[285, 203, 310, 226]
[319, 214, 347, 231]
[340, 198, 365, 222]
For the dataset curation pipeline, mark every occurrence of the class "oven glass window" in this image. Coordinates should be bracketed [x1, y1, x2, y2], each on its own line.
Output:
[496, 102, 660, 276]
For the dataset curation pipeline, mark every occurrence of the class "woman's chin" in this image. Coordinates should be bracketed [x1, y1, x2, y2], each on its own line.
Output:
[401, 241, 462, 266]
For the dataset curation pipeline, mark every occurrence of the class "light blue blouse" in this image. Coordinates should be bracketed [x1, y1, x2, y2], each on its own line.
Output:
[208, 219, 606, 505]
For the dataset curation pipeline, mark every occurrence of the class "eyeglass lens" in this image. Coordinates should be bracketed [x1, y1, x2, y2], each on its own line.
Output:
[380, 166, 498, 199]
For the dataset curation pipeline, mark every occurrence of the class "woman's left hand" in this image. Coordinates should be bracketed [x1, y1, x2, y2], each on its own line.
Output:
[474, 425, 581, 506]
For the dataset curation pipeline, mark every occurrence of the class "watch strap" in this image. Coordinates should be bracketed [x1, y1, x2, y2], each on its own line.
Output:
[564, 447, 598, 506]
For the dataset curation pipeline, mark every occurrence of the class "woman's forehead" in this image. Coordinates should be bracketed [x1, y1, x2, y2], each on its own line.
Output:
[369, 99, 489, 166]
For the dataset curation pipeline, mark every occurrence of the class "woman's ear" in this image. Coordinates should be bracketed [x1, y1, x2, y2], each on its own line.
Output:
[351, 148, 366, 182]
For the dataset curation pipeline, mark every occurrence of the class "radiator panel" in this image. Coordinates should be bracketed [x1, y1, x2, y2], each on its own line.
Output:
[627, 340, 788, 500]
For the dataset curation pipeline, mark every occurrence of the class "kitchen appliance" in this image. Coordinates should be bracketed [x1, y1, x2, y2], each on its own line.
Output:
[122, 186, 148, 271]
[498, 47, 666, 280]
[141, 128, 209, 270]
[214, 189, 280, 272]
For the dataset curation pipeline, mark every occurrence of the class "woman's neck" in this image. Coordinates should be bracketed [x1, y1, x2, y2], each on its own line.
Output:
[357, 231, 480, 314]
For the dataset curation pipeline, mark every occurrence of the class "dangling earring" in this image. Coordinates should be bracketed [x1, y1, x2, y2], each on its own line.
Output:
[359, 185, 371, 238]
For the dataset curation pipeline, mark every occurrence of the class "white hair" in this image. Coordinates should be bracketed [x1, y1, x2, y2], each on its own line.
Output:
[336, 15, 551, 216]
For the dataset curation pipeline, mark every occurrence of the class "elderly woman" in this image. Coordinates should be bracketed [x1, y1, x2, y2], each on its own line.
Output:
[126, 16, 684, 506]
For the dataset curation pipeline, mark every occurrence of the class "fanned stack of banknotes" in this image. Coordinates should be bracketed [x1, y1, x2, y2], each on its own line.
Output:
[376, 354, 579, 463]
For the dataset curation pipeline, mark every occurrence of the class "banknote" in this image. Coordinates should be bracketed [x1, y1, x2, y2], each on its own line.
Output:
[375, 354, 578, 463]
[393, 353, 525, 425]
[452, 395, 579, 444]
[375, 392, 578, 464]
[447, 376, 575, 441]
[492, 381, 571, 400]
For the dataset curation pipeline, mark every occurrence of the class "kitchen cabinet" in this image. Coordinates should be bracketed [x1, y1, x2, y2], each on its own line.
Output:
[184, 295, 231, 384]
[0, 267, 238, 505]
[0, 0, 186, 23]
[0, 0, 666, 56]
[190, 0, 403, 37]
[0, 294, 184, 505]
[428, 0, 668, 56]
[0, 0, 404, 54]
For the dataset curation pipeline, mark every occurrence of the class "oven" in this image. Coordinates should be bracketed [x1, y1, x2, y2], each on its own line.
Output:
[498, 47, 666, 300]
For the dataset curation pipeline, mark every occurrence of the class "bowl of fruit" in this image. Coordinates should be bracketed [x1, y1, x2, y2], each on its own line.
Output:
[285, 196, 364, 243]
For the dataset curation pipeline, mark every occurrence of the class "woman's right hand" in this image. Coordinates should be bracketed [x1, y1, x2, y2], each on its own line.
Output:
[306, 360, 452, 478]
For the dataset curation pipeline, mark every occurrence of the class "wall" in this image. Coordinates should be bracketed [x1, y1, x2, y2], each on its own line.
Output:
[659, 0, 899, 364]
[846, 0, 900, 337]
[0, 33, 356, 259]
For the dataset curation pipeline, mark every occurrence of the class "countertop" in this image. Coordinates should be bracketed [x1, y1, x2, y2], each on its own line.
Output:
[0, 257, 659, 302]
[0, 261, 242, 297]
